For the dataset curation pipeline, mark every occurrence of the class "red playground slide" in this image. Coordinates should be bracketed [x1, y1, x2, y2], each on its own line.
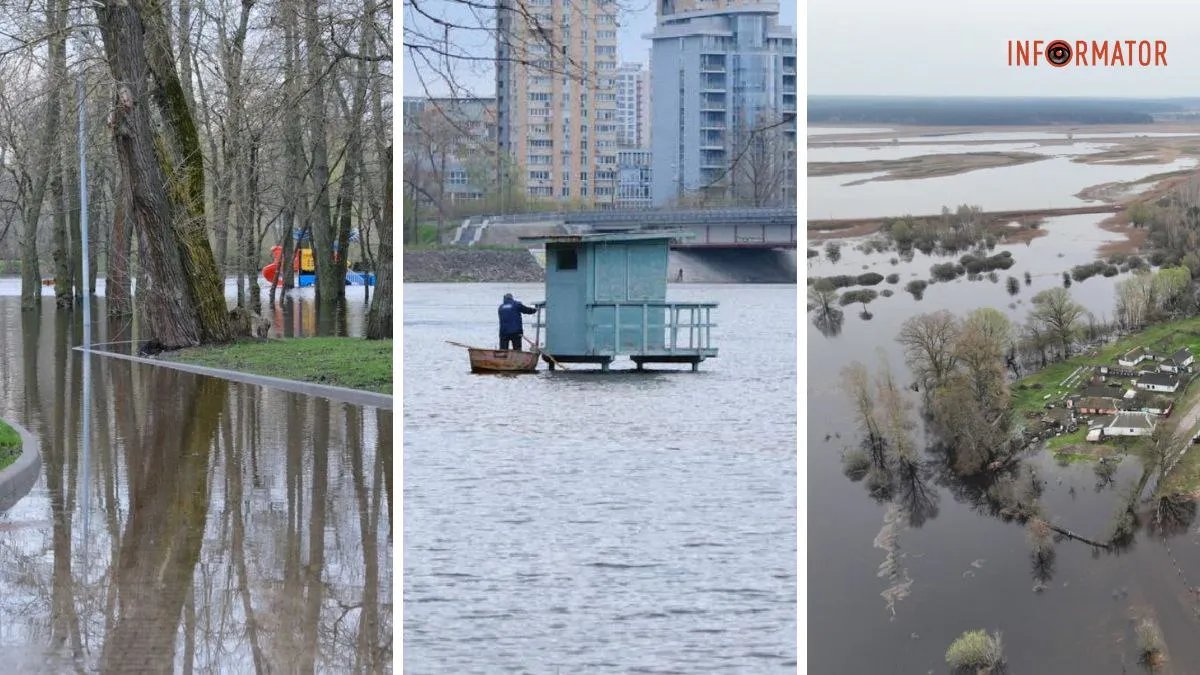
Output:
[261, 262, 279, 285]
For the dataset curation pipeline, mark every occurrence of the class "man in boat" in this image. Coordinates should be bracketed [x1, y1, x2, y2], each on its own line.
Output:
[498, 293, 537, 350]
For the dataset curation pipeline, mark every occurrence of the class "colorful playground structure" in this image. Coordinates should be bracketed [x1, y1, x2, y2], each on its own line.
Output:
[261, 245, 376, 288]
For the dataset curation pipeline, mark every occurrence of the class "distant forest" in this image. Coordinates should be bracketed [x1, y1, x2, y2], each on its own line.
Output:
[808, 96, 1200, 126]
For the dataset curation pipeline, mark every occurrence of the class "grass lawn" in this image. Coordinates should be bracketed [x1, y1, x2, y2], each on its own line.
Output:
[1012, 316, 1200, 415]
[169, 338, 393, 394]
[1161, 444, 1200, 497]
[0, 419, 20, 471]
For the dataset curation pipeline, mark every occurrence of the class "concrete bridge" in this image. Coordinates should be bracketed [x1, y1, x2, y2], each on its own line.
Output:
[453, 207, 798, 249]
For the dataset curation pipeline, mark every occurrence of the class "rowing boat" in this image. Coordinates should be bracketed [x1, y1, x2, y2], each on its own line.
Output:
[447, 341, 538, 373]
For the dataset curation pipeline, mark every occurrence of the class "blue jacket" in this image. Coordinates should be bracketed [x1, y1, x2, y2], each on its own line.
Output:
[499, 298, 537, 335]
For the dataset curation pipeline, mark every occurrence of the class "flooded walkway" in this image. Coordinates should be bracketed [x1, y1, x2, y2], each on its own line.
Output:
[0, 293, 393, 671]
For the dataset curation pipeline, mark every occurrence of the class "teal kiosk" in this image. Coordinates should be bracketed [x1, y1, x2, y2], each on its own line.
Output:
[525, 231, 718, 371]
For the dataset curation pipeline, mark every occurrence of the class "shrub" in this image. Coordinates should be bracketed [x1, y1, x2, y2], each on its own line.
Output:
[1135, 617, 1166, 667]
[1071, 261, 1107, 282]
[841, 449, 871, 480]
[839, 289, 878, 307]
[807, 248, 819, 258]
[930, 262, 965, 281]
[824, 241, 842, 263]
[880, 289, 894, 297]
[945, 630, 1004, 671]
[857, 272, 885, 286]
[905, 279, 928, 299]
[886, 273, 900, 284]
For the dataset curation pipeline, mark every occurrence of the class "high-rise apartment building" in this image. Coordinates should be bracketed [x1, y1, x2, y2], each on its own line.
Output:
[615, 63, 651, 149]
[496, 0, 621, 206]
[647, 0, 796, 206]
[403, 96, 498, 203]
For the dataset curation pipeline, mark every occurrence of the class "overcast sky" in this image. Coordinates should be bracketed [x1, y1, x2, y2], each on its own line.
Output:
[403, 0, 798, 97]
[809, 0, 1200, 97]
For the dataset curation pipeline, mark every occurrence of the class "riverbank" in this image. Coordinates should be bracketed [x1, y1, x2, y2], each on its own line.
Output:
[404, 248, 544, 283]
[167, 338, 393, 394]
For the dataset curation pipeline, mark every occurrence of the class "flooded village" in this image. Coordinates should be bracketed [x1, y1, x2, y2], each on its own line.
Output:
[808, 105, 1200, 672]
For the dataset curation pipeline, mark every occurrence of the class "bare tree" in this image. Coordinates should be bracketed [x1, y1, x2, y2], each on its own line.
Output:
[897, 311, 960, 396]
[1029, 287, 1085, 358]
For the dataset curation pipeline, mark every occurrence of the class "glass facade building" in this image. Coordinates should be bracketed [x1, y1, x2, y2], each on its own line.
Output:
[647, 1, 795, 206]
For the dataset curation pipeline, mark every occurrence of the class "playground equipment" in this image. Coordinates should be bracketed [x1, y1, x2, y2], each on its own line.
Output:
[262, 245, 375, 288]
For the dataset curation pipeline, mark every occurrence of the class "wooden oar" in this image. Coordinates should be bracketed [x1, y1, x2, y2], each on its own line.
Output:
[445, 340, 477, 350]
[523, 335, 568, 370]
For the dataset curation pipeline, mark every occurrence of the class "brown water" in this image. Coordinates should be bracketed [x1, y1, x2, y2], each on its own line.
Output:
[0, 294, 392, 672]
[807, 217, 1200, 672]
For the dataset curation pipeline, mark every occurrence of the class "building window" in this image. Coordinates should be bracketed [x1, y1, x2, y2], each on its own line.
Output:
[447, 170, 468, 185]
[557, 247, 578, 270]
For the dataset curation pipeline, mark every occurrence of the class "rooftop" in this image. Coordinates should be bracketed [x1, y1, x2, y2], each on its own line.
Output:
[1109, 412, 1156, 429]
[1139, 373, 1179, 387]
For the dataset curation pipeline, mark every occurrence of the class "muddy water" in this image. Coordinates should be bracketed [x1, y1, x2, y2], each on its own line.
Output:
[0, 295, 392, 671]
[808, 215, 1200, 671]
[807, 151, 1198, 220]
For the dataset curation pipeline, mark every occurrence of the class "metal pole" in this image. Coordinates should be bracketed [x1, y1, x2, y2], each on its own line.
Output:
[78, 71, 91, 541]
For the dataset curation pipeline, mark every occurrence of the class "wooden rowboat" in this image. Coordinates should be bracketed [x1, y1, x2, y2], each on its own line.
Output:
[469, 348, 538, 373]
[447, 341, 538, 373]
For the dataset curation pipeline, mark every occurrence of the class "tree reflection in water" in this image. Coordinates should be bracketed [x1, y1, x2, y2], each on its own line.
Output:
[812, 307, 844, 338]
[0, 304, 392, 672]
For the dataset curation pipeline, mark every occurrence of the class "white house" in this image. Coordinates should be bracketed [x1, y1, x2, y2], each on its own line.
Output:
[1159, 347, 1195, 374]
[1118, 346, 1155, 368]
[1136, 372, 1180, 393]
[1104, 411, 1156, 437]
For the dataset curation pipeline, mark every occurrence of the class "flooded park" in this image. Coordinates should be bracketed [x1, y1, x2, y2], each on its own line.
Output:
[808, 125, 1200, 671]
[0, 285, 392, 671]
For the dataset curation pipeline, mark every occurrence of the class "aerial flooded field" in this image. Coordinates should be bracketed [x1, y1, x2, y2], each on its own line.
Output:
[808, 123, 1200, 672]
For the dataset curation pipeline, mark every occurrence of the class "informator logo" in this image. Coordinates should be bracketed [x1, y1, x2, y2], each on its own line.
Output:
[1008, 40, 1168, 67]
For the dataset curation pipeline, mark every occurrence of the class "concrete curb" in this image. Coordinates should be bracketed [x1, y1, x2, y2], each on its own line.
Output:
[74, 346, 394, 410]
[0, 419, 41, 515]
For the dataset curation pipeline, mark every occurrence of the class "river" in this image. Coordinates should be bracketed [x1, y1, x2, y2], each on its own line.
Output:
[403, 282, 797, 672]
[0, 289, 392, 671]
[808, 127, 1200, 671]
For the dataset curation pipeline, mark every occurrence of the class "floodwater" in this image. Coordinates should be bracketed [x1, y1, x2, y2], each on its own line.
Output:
[403, 283, 797, 672]
[0, 290, 393, 671]
[807, 150, 1198, 220]
[807, 221, 1200, 663]
[806, 141, 1114, 164]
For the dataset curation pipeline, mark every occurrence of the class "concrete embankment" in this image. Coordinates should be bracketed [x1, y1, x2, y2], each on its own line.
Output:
[404, 249, 544, 283]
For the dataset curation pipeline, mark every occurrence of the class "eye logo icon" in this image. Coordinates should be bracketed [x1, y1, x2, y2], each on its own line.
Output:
[1046, 40, 1072, 67]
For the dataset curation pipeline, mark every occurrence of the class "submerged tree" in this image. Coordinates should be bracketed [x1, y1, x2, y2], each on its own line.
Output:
[897, 310, 959, 397]
[1029, 287, 1084, 358]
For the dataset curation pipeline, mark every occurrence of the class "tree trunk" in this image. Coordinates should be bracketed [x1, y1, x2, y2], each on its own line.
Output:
[279, 1, 303, 292]
[107, 172, 133, 316]
[303, 0, 339, 306]
[50, 0, 71, 307]
[97, 1, 203, 347]
[365, 146, 392, 340]
[131, 0, 231, 343]
[97, 0, 230, 345]
[245, 138, 262, 315]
